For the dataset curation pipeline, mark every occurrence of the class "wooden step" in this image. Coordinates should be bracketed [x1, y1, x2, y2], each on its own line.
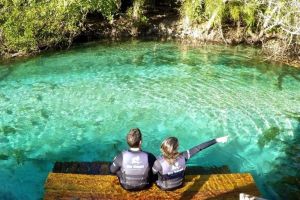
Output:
[44, 173, 260, 200]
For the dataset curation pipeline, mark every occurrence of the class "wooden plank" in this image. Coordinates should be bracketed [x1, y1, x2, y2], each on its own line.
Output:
[44, 173, 260, 200]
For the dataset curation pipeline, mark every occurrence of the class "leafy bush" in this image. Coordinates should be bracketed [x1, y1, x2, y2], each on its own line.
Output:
[0, 0, 120, 54]
[180, 0, 203, 24]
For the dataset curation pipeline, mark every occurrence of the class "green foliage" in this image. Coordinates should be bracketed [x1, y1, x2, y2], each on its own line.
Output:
[180, 0, 203, 24]
[126, 0, 148, 26]
[0, 0, 120, 53]
[241, 2, 257, 28]
[225, 1, 258, 28]
[229, 4, 241, 22]
[204, 0, 225, 26]
[0, 0, 298, 56]
[138, 15, 149, 25]
[179, 0, 259, 29]
[126, 0, 146, 21]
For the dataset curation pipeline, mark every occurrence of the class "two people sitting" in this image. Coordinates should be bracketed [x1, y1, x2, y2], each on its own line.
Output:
[110, 128, 228, 191]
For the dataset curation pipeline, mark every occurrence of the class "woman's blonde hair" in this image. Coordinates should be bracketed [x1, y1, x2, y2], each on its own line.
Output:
[161, 137, 179, 165]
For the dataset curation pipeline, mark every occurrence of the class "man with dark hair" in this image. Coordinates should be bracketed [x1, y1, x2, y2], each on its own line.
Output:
[110, 128, 156, 190]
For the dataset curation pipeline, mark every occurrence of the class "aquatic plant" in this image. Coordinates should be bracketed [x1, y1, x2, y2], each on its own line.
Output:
[265, 124, 300, 199]
[257, 126, 281, 148]
[4, 149, 28, 165]
[0, 125, 17, 136]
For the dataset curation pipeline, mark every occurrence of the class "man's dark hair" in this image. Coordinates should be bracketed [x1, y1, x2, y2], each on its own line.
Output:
[127, 128, 142, 148]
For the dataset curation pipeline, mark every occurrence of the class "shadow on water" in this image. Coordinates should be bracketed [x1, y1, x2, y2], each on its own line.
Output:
[0, 191, 17, 200]
[264, 113, 300, 199]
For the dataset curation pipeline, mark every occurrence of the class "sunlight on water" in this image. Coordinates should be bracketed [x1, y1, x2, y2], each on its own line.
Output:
[0, 40, 300, 199]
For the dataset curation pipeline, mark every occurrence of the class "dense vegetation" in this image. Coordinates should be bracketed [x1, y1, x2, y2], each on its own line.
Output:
[0, 0, 299, 63]
[0, 0, 120, 54]
[180, 0, 300, 60]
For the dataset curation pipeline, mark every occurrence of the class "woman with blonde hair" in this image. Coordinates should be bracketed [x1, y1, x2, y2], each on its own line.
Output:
[152, 136, 228, 190]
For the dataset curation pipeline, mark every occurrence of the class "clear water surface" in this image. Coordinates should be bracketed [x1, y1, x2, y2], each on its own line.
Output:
[0, 40, 299, 200]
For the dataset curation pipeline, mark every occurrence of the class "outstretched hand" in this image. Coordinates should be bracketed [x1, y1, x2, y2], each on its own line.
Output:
[216, 135, 229, 143]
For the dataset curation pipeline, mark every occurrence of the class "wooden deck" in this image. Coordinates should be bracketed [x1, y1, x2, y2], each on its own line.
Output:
[44, 173, 260, 200]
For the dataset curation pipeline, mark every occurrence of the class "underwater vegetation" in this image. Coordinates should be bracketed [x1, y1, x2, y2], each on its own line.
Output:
[0, 125, 18, 136]
[0, 149, 27, 165]
[266, 126, 300, 199]
[0, 154, 9, 160]
[257, 127, 281, 148]
[264, 112, 300, 199]
[256, 113, 300, 199]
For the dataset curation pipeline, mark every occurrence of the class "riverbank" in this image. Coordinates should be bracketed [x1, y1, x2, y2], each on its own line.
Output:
[1, 6, 299, 68]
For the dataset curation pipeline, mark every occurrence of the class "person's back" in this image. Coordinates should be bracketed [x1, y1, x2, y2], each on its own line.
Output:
[153, 136, 228, 190]
[110, 128, 156, 190]
[154, 153, 186, 190]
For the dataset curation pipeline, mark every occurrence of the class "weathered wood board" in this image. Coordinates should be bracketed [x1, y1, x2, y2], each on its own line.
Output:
[44, 173, 260, 200]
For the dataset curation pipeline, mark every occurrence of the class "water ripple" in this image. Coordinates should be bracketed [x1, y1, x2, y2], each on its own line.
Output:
[0, 41, 300, 199]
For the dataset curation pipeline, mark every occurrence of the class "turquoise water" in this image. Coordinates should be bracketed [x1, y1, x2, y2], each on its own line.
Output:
[0, 40, 300, 199]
